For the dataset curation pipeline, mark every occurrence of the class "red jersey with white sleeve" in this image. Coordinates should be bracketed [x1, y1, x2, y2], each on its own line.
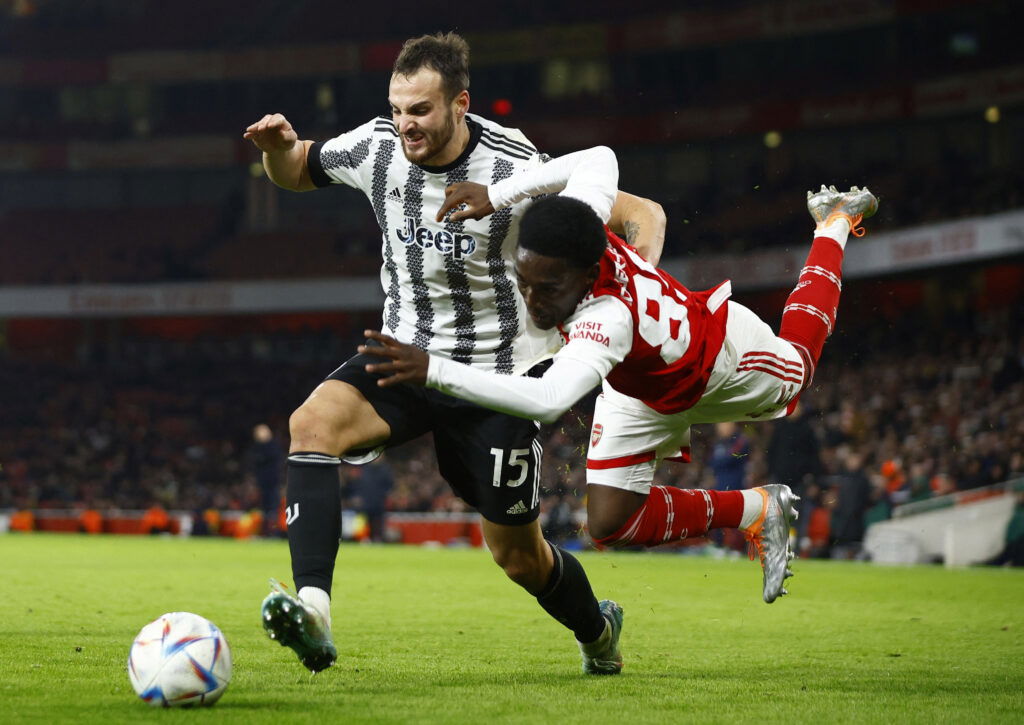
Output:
[555, 231, 731, 415]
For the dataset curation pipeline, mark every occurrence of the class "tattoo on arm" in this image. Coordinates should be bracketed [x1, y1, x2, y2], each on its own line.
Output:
[624, 221, 640, 246]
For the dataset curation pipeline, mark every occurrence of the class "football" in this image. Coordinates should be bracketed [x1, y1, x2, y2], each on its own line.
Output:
[127, 611, 232, 707]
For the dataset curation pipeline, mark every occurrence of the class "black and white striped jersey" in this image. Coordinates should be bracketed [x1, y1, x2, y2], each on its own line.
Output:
[307, 113, 556, 374]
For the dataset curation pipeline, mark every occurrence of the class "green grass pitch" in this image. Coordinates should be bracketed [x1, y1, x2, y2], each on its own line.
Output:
[1, 534, 1022, 724]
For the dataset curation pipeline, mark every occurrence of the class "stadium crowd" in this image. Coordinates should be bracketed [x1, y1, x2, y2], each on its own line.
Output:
[2, 296, 1021, 559]
[3, 156, 1022, 287]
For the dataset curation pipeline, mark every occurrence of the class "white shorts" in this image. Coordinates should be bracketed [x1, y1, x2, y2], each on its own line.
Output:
[586, 301, 805, 494]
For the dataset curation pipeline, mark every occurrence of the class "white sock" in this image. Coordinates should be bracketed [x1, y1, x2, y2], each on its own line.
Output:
[815, 217, 851, 249]
[579, 619, 610, 651]
[298, 586, 332, 630]
[739, 489, 767, 530]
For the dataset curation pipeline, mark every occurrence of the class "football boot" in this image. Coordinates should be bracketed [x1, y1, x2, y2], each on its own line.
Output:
[579, 599, 624, 675]
[807, 185, 878, 237]
[261, 579, 337, 673]
[743, 485, 799, 603]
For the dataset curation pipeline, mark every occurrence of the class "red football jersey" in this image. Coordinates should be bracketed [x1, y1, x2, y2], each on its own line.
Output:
[568, 232, 730, 415]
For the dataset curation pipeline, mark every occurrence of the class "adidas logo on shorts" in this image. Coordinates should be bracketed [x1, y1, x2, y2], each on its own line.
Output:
[506, 500, 528, 515]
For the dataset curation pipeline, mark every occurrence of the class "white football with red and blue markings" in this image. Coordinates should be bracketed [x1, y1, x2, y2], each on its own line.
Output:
[128, 611, 232, 707]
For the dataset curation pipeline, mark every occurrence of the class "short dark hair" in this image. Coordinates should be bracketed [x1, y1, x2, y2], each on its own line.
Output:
[393, 32, 470, 101]
[518, 196, 607, 269]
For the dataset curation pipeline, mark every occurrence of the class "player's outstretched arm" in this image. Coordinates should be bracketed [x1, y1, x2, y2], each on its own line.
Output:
[359, 330, 601, 424]
[608, 192, 666, 266]
[243, 113, 316, 192]
[436, 146, 619, 225]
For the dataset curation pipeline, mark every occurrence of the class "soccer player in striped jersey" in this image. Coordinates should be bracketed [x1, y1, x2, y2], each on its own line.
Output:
[244, 32, 662, 674]
[360, 156, 878, 607]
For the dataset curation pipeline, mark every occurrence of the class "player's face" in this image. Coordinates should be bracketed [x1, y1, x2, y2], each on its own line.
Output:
[388, 69, 468, 166]
[514, 248, 599, 330]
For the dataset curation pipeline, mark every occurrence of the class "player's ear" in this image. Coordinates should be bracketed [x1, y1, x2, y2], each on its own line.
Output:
[454, 90, 469, 118]
[584, 262, 601, 287]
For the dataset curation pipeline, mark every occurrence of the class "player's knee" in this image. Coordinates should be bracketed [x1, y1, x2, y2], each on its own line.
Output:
[586, 484, 647, 545]
[288, 404, 344, 452]
[589, 518, 626, 544]
[586, 512, 630, 545]
[288, 405, 319, 444]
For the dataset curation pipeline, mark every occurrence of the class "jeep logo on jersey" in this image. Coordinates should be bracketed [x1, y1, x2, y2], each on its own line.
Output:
[396, 217, 477, 259]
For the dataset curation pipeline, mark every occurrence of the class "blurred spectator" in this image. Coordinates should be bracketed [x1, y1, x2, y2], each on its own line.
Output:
[708, 422, 751, 492]
[708, 421, 751, 552]
[140, 504, 170, 535]
[930, 472, 957, 497]
[10, 510, 35, 532]
[804, 488, 835, 559]
[766, 401, 822, 535]
[248, 423, 284, 537]
[881, 459, 910, 506]
[829, 448, 873, 560]
[77, 506, 102, 535]
[345, 457, 394, 543]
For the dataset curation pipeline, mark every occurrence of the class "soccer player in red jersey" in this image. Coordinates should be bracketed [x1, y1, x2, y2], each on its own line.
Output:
[362, 151, 878, 604]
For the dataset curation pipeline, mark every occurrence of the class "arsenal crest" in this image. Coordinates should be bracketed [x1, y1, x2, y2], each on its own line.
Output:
[591, 423, 603, 447]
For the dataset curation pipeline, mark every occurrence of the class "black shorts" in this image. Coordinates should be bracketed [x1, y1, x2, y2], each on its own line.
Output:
[327, 353, 542, 525]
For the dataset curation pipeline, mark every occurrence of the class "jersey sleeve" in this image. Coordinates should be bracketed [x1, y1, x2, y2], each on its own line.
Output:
[554, 295, 633, 379]
[306, 117, 380, 190]
[487, 146, 618, 223]
[426, 355, 601, 424]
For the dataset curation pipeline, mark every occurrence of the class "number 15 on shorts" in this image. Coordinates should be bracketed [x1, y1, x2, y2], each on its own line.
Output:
[489, 447, 530, 487]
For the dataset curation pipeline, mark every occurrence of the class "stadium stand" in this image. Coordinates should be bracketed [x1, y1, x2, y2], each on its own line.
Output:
[2, 273, 1021, 558]
[1, 0, 1022, 284]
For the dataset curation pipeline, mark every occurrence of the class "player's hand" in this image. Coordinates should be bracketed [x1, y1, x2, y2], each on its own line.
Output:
[243, 114, 299, 153]
[359, 330, 429, 387]
[435, 182, 495, 223]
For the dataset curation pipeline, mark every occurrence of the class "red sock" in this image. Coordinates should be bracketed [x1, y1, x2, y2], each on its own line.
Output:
[778, 237, 845, 383]
[594, 486, 745, 547]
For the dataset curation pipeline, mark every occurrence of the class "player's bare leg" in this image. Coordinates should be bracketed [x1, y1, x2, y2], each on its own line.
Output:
[586, 486, 647, 542]
[482, 518, 554, 592]
[289, 379, 392, 456]
[483, 519, 623, 674]
[262, 380, 391, 672]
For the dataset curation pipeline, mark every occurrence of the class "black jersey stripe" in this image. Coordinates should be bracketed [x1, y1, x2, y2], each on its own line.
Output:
[481, 128, 536, 155]
[487, 157, 518, 374]
[444, 160, 476, 364]
[478, 138, 532, 162]
[374, 116, 398, 130]
[402, 166, 434, 350]
[374, 122, 399, 138]
[370, 139, 401, 332]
